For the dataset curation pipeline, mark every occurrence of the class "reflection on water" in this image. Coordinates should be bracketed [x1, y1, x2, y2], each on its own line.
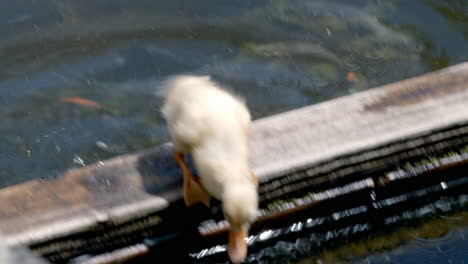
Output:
[1, 0, 468, 262]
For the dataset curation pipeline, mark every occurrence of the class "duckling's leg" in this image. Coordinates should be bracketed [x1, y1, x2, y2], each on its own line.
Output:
[173, 151, 211, 207]
[249, 169, 259, 189]
[228, 227, 248, 264]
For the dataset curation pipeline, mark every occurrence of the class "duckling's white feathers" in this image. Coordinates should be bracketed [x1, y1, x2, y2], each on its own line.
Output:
[161, 75, 251, 153]
[223, 182, 258, 226]
[161, 75, 257, 263]
[161, 75, 253, 198]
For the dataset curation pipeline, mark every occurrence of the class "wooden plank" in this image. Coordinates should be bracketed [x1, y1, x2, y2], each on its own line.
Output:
[1, 234, 49, 264]
[0, 62, 468, 259]
[250, 63, 468, 180]
[0, 147, 174, 244]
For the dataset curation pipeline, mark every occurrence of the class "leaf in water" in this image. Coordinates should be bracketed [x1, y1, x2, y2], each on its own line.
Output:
[346, 72, 356, 83]
[59, 97, 101, 109]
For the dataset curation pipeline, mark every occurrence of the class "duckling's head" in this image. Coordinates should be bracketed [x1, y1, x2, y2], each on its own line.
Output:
[222, 181, 258, 263]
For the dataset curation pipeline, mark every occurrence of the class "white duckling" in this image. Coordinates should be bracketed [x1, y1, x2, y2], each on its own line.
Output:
[161, 75, 259, 263]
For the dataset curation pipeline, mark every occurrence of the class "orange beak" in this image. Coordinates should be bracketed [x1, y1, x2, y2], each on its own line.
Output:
[228, 228, 248, 264]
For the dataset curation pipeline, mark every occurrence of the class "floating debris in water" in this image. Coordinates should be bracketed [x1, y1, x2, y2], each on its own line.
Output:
[72, 155, 86, 167]
[59, 97, 101, 109]
[346, 72, 356, 82]
[96, 141, 109, 150]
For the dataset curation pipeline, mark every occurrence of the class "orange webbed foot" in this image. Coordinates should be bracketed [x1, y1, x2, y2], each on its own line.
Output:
[173, 151, 210, 207]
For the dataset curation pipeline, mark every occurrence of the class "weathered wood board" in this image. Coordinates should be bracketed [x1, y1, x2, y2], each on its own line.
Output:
[250, 63, 468, 180]
[1, 234, 49, 264]
[1, 62, 468, 261]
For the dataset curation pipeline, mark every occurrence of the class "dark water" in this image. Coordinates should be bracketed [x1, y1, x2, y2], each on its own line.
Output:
[2, 0, 468, 188]
[355, 229, 468, 264]
[1, 0, 468, 263]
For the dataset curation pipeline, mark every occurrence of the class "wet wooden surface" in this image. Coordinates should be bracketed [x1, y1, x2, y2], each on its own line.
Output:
[7, 246, 50, 264]
[1, 62, 468, 249]
[0, 146, 176, 245]
[1, 234, 49, 264]
[250, 63, 468, 179]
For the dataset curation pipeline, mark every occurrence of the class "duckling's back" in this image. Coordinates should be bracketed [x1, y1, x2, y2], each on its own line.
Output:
[160, 75, 251, 154]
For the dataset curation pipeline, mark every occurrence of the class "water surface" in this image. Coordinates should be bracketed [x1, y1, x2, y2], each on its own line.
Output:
[1, 0, 468, 262]
[1, 0, 468, 187]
